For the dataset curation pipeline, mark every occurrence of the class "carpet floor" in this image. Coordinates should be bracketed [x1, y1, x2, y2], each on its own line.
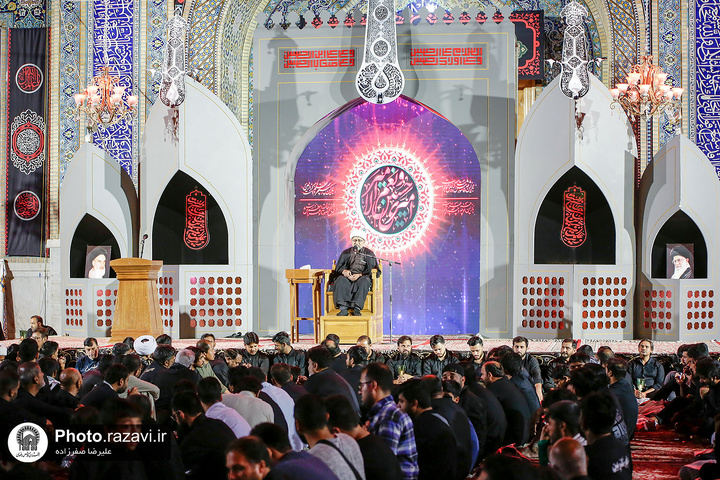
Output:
[631, 427, 708, 479]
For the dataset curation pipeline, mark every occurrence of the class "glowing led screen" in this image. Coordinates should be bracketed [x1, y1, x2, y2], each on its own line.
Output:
[294, 96, 481, 334]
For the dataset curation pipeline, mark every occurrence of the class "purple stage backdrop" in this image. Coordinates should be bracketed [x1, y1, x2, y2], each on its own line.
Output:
[294, 96, 481, 335]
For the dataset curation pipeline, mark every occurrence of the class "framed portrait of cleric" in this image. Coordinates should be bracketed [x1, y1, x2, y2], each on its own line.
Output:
[666, 243, 694, 279]
[85, 246, 111, 279]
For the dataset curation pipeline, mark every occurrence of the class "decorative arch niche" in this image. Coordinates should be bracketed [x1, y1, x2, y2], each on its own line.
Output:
[69, 214, 121, 279]
[534, 166, 616, 265]
[651, 211, 708, 279]
[152, 171, 229, 265]
[293, 95, 482, 334]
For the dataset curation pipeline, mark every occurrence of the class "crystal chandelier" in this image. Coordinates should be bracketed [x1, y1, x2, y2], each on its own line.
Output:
[610, 54, 684, 125]
[73, 66, 138, 135]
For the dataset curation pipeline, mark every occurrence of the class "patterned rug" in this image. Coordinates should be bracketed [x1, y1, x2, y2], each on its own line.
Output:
[631, 427, 709, 479]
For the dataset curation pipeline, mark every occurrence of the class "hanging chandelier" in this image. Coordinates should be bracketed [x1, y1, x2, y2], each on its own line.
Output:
[73, 66, 138, 134]
[610, 54, 684, 124]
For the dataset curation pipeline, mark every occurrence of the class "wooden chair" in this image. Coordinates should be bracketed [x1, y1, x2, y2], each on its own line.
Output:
[320, 260, 383, 343]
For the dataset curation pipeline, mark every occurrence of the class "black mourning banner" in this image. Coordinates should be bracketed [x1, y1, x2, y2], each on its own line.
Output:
[5, 28, 47, 256]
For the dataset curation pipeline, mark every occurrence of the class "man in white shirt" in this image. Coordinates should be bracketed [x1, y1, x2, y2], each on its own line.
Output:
[198, 377, 250, 438]
[249, 367, 303, 451]
[223, 373, 274, 428]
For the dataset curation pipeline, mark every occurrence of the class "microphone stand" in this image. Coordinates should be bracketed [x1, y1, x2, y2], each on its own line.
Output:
[353, 249, 401, 342]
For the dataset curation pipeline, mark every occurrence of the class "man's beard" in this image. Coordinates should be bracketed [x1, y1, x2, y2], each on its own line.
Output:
[671, 265, 686, 279]
[89, 267, 106, 278]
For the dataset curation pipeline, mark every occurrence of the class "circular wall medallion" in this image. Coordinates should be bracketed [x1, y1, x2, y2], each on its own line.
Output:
[15, 63, 43, 94]
[14, 191, 41, 221]
[344, 147, 434, 254]
[374, 5, 389, 21]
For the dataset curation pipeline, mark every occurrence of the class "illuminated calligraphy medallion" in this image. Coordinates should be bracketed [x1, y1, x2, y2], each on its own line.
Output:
[15, 63, 43, 94]
[344, 148, 434, 254]
[184, 189, 209, 250]
[13, 191, 41, 221]
[560, 185, 587, 247]
[10, 110, 45, 175]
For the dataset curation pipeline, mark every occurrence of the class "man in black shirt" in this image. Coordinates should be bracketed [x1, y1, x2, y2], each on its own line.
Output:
[323, 334, 348, 373]
[139, 344, 176, 384]
[441, 363, 487, 459]
[422, 335, 458, 376]
[513, 336, 543, 403]
[467, 336, 485, 376]
[26, 315, 57, 338]
[270, 362, 307, 402]
[580, 391, 632, 480]
[241, 332, 270, 374]
[272, 331, 307, 376]
[303, 345, 359, 412]
[398, 379, 458, 480]
[628, 339, 665, 399]
[340, 345, 367, 405]
[48, 367, 82, 409]
[357, 335, 385, 364]
[326, 394, 402, 480]
[606, 358, 637, 439]
[481, 360, 531, 446]
[386, 336, 422, 383]
[459, 361, 507, 457]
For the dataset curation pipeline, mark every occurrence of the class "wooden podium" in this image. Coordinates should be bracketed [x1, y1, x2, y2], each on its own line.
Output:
[110, 258, 164, 341]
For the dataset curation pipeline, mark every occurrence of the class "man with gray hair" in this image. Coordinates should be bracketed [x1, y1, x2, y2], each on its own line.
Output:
[13, 362, 72, 426]
[153, 347, 200, 422]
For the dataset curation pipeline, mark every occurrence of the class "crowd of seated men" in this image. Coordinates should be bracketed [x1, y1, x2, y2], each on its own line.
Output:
[0, 322, 717, 480]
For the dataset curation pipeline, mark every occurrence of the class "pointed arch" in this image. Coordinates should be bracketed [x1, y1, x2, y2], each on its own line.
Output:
[70, 214, 121, 278]
[651, 210, 707, 279]
[534, 166, 616, 264]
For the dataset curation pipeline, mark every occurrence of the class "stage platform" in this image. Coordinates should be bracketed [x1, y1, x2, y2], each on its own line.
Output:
[2, 334, 720, 355]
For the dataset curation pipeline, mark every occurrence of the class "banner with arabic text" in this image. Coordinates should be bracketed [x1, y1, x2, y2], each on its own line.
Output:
[5, 28, 47, 256]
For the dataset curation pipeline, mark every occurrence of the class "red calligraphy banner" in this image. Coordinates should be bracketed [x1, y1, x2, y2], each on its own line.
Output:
[282, 49, 355, 70]
[184, 189, 209, 250]
[560, 185, 587, 247]
[410, 47, 483, 66]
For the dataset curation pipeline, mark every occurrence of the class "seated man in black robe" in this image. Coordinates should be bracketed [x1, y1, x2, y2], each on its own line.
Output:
[330, 229, 380, 316]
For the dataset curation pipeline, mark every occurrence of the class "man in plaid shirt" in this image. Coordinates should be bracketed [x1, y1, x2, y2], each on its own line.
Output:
[360, 362, 419, 480]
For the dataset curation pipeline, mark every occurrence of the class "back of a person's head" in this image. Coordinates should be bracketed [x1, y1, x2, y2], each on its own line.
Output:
[577, 345, 594, 357]
[346, 345, 368, 366]
[112, 342, 131, 357]
[542, 388, 578, 408]
[325, 394, 361, 431]
[269, 363, 292, 386]
[172, 390, 203, 416]
[96, 354, 115, 374]
[101, 397, 143, 426]
[172, 379, 197, 396]
[488, 346, 512, 361]
[596, 346, 615, 366]
[39, 341, 59, 358]
[6, 344, 19, 361]
[695, 357, 720, 380]
[547, 400, 581, 436]
[121, 354, 143, 374]
[18, 362, 41, 387]
[248, 366, 266, 383]
[250, 422, 291, 453]
[484, 360, 505, 378]
[123, 336, 135, 349]
[419, 375, 442, 397]
[550, 363, 570, 381]
[688, 342, 710, 360]
[175, 348, 195, 368]
[38, 357, 59, 378]
[234, 374, 262, 395]
[568, 352, 591, 365]
[294, 394, 328, 431]
[459, 361, 479, 383]
[0, 370, 19, 397]
[500, 352, 524, 376]
[569, 364, 608, 397]
[580, 390, 617, 435]
[126, 394, 153, 423]
[197, 377, 223, 404]
[71, 406, 101, 426]
[105, 363, 130, 385]
[156, 334, 172, 345]
[152, 344, 176, 363]
[363, 362, 393, 392]
[226, 437, 270, 466]
[227, 365, 251, 389]
[606, 357, 628, 379]
[18, 338, 39, 362]
[481, 453, 539, 480]
[400, 378, 432, 408]
[307, 345, 333, 369]
[195, 340, 211, 354]
[677, 344, 691, 357]
[442, 379, 462, 399]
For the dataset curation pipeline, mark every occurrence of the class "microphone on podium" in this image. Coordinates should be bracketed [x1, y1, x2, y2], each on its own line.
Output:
[140, 233, 149, 258]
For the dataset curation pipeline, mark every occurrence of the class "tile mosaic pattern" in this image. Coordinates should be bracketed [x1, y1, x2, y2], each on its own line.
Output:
[146, 0, 167, 107]
[58, 0, 81, 181]
[90, 0, 139, 181]
[657, 0, 682, 146]
[694, 0, 720, 171]
[187, 0, 225, 91]
[0, 0, 45, 27]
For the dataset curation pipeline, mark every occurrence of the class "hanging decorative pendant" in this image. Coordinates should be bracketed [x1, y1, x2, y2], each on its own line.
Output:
[355, 0, 405, 104]
[559, 0, 590, 99]
[184, 189, 210, 250]
[160, 14, 188, 107]
[561, 185, 587, 247]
